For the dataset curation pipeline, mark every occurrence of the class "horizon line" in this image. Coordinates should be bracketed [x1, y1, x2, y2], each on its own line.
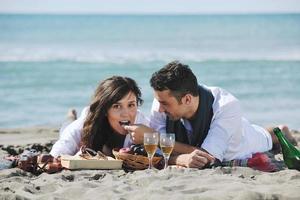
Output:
[1, 11, 300, 15]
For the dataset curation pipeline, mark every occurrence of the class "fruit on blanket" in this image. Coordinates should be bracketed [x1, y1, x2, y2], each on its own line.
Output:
[38, 154, 54, 163]
[119, 147, 131, 153]
[131, 144, 150, 156]
[247, 152, 277, 172]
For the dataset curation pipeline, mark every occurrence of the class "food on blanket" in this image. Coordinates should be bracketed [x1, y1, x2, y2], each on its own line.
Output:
[113, 144, 163, 170]
[79, 147, 108, 160]
[119, 147, 132, 153]
[41, 159, 62, 174]
[38, 154, 54, 163]
[131, 144, 148, 156]
[117, 145, 147, 156]
[116, 145, 161, 158]
[17, 149, 62, 174]
[18, 149, 39, 173]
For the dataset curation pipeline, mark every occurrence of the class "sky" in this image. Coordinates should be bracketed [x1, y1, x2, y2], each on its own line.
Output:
[0, 0, 300, 14]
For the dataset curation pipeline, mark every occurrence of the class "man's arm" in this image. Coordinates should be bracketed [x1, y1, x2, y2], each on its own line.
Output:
[173, 141, 197, 154]
[169, 141, 215, 168]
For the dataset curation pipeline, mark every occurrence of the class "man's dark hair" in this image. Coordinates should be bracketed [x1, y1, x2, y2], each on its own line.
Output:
[150, 61, 199, 102]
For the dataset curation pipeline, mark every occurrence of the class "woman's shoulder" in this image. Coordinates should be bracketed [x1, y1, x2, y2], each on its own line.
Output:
[80, 106, 89, 118]
[59, 107, 89, 139]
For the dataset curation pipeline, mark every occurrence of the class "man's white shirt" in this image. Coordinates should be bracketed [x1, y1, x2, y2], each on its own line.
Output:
[150, 86, 272, 161]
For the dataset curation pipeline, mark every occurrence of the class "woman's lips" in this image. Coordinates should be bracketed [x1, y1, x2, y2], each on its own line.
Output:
[119, 120, 130, 126]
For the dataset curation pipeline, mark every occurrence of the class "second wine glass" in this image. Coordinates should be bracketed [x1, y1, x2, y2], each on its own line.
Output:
[144, 132, 159, 169]
[160, 133, 175, 169]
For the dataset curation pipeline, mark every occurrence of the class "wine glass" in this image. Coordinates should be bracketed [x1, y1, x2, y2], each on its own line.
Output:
[160, 133, 175, 169]
[144, 132, 159, 169]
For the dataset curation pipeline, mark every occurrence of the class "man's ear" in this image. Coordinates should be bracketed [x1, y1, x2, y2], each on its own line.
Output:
[182, 94, 192, 105]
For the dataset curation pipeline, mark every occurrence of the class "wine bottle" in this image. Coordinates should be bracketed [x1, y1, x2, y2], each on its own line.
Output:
[273, 127, 300, 170]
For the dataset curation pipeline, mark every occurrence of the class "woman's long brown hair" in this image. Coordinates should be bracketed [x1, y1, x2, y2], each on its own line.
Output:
[81, 76, 143, 150]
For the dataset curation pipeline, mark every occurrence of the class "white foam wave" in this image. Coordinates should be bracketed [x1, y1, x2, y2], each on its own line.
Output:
[0, 47, 300, 63]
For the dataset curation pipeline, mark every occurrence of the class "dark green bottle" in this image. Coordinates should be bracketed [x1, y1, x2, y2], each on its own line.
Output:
[273, 127, 300, 170]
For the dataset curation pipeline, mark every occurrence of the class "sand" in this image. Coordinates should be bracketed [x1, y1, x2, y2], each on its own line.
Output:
[0, 127, 300, 200]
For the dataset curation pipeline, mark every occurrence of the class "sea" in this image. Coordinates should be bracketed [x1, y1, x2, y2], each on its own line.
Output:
[0, 14, 299, 129]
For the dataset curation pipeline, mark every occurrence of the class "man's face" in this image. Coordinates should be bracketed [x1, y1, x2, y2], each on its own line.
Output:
[154, 90, 186, 120]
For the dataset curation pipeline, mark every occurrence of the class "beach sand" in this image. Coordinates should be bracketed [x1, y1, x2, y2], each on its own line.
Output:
[0, 127, 300, 200]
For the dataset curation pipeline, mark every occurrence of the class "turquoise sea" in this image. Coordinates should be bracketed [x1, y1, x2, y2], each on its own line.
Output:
[0, 14, 299, 129]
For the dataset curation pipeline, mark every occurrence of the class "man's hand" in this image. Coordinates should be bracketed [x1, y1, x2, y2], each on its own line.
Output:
[124, 124, 155, 144]
[170, 149, 215, 168]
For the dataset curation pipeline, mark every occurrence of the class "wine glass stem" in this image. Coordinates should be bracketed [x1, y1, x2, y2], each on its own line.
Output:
[164, 157, 169, 169]
[148, 156, 152, 169]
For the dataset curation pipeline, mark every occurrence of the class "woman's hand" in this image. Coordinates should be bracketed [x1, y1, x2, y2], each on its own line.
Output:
[124, 124, 155, 144]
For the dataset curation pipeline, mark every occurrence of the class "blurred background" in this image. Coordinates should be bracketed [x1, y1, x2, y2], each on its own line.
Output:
[0, 0, 299, 129]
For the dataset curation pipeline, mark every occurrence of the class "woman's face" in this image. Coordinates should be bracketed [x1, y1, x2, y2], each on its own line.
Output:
[107, 91, 138, 135]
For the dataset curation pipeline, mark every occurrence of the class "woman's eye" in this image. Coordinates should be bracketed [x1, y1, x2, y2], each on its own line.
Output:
[112, 104, 121, 109]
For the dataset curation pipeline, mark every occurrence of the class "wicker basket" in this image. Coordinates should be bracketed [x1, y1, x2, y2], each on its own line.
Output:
[112, 149, 162, 170]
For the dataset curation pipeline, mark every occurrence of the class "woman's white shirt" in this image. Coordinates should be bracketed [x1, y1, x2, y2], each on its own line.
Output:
[50, 107, 149, 158]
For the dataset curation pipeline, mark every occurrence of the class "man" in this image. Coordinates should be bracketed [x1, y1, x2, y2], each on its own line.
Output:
[125, 61, 296, 168]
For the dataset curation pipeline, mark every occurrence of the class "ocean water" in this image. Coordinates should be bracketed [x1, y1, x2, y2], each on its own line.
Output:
[0, 14, 299, 129]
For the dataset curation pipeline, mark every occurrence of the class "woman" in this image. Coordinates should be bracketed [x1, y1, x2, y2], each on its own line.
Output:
[50, 76, 149, 158]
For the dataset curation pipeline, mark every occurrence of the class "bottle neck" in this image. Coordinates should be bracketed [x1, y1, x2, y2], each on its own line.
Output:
[273, 127, 300, 155]
[274, 129, 291, 147]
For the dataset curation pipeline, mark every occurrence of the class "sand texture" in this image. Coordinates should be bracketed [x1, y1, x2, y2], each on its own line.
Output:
[0, 128, 300, 200]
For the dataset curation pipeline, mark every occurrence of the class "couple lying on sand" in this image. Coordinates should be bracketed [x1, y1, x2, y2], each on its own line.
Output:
[50, 61, 297, 170]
